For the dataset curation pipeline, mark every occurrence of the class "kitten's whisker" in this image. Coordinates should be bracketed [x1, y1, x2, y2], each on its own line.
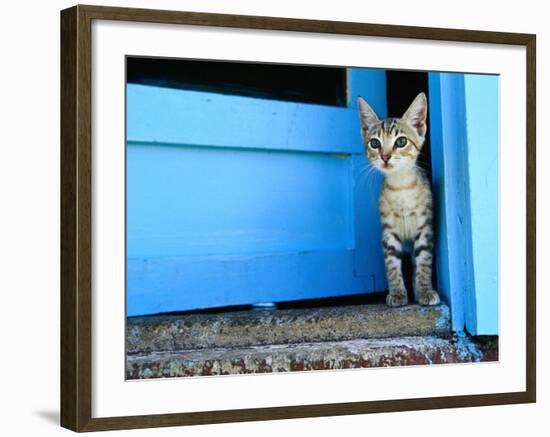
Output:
[356, 164, 376, 183]
[355, 163, 382, 202]
[356, 164, 375, 180]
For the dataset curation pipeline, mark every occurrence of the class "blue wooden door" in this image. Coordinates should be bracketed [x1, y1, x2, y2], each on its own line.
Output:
[126, 68, 388, 316]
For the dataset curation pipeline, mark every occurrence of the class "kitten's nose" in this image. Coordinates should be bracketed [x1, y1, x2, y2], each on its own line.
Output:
[381, 153, 392, 164]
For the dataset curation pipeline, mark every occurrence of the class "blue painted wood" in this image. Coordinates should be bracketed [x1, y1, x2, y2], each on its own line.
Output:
[429, 72, 476, 333]
[463, 75, 499, 335]
[128, 250, 363, 315]
[127, 70, 388, 314]
[127, 84, 365, 154]
[429, 73, 499, 335]
[352, 155, 386, 289]
[127, 144, 354, 258]
[347, 69, 388, 116]
[347, 69, 388, 288]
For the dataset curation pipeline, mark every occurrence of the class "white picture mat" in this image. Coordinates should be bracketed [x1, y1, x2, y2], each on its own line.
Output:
[92, 20, 526, 418]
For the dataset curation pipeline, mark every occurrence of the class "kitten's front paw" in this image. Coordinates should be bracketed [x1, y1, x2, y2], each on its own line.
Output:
[417, 289, 440, 306]
[386, 291, 408, 307]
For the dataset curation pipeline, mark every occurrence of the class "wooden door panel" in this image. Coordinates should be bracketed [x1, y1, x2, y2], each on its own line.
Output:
[126, 70, 388, 315]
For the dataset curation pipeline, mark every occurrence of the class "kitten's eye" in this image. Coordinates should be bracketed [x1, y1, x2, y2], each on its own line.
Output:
[394, 136, 408, 148]
[369, 138, 381, 149]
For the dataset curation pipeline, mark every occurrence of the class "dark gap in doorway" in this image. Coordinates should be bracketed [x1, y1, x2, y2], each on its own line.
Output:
[127, 56, 347, 107]
[128, 292, 388, 318]
[386, 70, 437, 302]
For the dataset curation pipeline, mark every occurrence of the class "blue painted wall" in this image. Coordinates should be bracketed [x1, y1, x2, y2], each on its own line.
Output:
[126, 69, 387, 316]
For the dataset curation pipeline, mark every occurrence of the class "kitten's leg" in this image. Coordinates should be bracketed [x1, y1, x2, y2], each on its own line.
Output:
[382, 229, 408, 307]
[413, 224, 440, 306]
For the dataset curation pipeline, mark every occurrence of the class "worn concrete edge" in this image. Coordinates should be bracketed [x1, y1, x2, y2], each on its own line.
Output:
[127, 303, 451, 353]
[126, 333, 496, 379]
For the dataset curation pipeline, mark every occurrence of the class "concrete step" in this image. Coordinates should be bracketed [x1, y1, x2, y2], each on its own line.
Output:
[127, 303, 451, 353]
[127, 334, 496, 379]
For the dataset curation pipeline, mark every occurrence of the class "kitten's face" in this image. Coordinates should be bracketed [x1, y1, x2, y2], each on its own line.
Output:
[357, 93, 428, 175]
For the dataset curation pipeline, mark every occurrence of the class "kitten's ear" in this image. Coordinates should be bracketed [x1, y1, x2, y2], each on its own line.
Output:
[402, 92, 428, 138]
[357, 96, 380, 135]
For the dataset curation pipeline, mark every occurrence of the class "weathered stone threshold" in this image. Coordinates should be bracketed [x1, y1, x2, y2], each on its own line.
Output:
[126, 303, 497, 379]
[128, 304, 451, 352]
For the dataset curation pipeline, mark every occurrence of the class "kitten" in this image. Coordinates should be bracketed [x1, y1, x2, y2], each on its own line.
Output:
[357, 93, 440, 307]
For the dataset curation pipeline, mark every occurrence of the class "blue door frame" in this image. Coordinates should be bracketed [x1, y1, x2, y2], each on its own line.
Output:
[429, 72, 499, 335]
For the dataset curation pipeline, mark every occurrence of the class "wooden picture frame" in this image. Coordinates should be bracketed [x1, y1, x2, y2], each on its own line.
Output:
[60, 4, 536, 432]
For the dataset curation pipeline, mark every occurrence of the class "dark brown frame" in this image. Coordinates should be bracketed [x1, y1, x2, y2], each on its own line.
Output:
[61, 4, 536, 432]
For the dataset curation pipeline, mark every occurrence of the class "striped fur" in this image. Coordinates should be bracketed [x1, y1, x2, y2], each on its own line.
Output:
[358, 93, 440, 307]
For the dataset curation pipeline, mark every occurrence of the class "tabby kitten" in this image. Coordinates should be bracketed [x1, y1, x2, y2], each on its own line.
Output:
[357, 93, 440, 307]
